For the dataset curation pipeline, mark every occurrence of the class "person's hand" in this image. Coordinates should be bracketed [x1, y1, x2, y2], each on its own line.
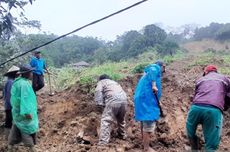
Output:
[96, 105, 105, 113]
[46, 71, 50, 74]
[189, 95, 194, 102]
[153, 86, 158, 94]
[25, 114, 32, 119]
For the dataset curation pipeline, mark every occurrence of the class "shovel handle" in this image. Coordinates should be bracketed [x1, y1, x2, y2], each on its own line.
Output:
[48, 73, 52, 94]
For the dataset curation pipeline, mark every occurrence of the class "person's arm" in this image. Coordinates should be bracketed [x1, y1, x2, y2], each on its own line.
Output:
[94, 81, 104, 106]
[152, 81, 158, 93]
[224, 78, 230, 111]
[43, 60, 49, 74]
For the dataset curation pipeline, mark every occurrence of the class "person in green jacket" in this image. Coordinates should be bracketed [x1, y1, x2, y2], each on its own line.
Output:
[8, 65, 38, 152]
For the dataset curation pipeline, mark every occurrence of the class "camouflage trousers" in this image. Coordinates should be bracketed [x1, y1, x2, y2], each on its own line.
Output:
[99, 102, 127, 145]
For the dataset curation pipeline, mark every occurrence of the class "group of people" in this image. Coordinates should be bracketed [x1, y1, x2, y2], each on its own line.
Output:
[1, 51, 230, 152]
[95, 63, 230, 152]
[2, 51, 47, 152]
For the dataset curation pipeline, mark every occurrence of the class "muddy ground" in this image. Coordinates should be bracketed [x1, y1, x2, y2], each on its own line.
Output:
[0, 56, 230, 152]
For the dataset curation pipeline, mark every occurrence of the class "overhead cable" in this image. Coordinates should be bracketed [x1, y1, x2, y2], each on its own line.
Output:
[0, 0, 148, 67]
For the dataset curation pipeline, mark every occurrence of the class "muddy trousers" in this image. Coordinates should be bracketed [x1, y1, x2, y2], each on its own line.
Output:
[99, 102, 127, 145]
[186, 105, 223, 152]
[8, 124, 36, 147]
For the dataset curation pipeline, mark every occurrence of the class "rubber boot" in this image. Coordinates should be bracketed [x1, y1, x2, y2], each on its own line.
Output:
[7, 145, 14, 152]
[29, 146, 37, 152]
[4, 128, 10, 140]
[188, 137, 199, 151]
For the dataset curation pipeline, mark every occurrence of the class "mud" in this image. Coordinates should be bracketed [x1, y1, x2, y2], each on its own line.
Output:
[0, 57, 230, 152]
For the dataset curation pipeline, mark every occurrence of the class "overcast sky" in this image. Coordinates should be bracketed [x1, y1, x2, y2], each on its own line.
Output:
[23, 0, 230, 41]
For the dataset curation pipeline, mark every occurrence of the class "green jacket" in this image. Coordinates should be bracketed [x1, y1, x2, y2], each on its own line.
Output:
[11, 77, 38, 134]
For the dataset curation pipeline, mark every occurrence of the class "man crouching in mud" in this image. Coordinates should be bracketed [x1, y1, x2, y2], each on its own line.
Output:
[94, 74, 128, 145]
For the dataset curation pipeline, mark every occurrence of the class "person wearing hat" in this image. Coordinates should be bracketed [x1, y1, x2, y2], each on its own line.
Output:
[134, 61, 165, 152]
[186, 65, 230, 151]
[2, 66, 20, 139]
[8, 65, 38, 152]
[30, 51, 49, 92]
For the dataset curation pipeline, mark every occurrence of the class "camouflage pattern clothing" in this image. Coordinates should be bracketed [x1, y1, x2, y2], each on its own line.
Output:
[94, 79, 127, 145]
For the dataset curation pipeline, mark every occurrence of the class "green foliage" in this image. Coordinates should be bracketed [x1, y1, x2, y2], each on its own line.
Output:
[48, 67, 79, 90]
[0, 0, 40, 39]
[193, 22, 230, 41]
[143, 24, 167, 46]
[78, 62, 130, 85]
[156, 41, 179, 56]
[219, 67, 230, 75]
[162, 52, 184, 65]
[46, 50, 185, 89]
[132, 63, 149, 74]
[0, 23, 180, 72]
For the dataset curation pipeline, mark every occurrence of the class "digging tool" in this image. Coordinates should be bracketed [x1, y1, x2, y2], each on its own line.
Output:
[154, 93, 164, 117]
[48, 73, 54, 96]
[140, 122, 143, 140]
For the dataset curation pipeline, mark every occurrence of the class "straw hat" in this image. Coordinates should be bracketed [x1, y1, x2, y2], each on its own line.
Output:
[4, 66, 20, 76]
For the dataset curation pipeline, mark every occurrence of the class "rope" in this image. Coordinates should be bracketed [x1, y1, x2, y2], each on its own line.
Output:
[0, 0, 148, 67]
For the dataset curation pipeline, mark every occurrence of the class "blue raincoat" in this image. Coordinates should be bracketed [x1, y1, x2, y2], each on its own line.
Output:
[134, 64, 162, 121]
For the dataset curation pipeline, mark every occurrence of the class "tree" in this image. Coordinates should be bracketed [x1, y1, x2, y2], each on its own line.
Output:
[0, 0, 40, 39]
[215, 23, 230, 40]
[108, 30, 144, 61]
[143, 24, 167, 46]
[156, 41, 179, 56]
[193, 23, 223, 40]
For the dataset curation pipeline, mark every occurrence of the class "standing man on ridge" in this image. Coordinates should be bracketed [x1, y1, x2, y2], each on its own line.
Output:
[134, 61, 165, 152]
[30, 51, 49, 92]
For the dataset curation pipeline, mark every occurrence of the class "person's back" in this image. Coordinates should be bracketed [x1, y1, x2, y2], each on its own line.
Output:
[96, 79, 127, 105]
[193, 71, 229, 111]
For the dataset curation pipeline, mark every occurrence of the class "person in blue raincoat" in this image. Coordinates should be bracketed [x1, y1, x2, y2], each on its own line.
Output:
[134, 61, 165, 152]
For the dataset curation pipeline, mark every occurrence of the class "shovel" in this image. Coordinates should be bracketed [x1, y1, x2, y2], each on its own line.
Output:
[48, 73, 54, 96]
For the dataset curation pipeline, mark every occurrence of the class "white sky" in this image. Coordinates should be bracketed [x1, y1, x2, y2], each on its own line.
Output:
[23, 0, 230, 41]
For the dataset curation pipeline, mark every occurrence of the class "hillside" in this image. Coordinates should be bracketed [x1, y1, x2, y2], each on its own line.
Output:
[182, 39, 230, 53]
[0, 54, 230, 152]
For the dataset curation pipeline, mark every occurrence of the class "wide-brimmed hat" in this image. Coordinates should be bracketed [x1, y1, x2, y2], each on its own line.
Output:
[4, 66, 20, 76]
[18, 65, 35, 74]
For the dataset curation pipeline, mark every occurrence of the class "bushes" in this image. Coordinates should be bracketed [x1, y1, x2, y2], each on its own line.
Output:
[132, 63, 149, 74]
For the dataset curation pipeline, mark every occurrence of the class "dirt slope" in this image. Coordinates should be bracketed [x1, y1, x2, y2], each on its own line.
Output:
[0, 56, 230, 152]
